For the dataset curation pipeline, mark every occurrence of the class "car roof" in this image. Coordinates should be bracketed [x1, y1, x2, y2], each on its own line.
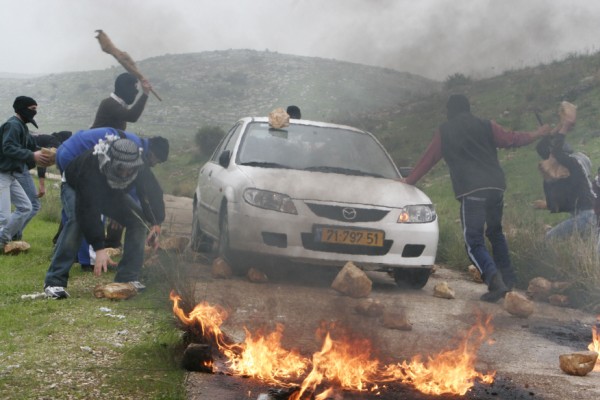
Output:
[238, 117, 369, 134]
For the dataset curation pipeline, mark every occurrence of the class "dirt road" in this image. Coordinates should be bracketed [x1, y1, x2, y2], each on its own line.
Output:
[164, 196, 600, 400]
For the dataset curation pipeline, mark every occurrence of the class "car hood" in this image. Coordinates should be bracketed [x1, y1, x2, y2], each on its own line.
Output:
[237, 166, 432, 207]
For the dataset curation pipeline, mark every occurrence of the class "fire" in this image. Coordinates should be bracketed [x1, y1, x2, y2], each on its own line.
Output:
[170, 291, 495, 398]
[224, 324, 308, 384]
[381, 313, 495, 396]
[588, 318, 600, 371]
[290, 323, 381, 399]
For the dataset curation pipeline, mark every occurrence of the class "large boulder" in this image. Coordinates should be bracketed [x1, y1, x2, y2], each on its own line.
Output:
[559, 351, 598, 376]
[331, 261, 372, 298]
[504, 291, 534, 318]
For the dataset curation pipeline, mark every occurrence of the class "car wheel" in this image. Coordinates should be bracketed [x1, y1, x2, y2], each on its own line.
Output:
[393, 267, 433, 290]
[190, 205, 212, 252]
[218, 209, 247, 275]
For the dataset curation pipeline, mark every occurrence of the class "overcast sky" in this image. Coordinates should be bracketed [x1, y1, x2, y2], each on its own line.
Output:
[3, 0, 600, 80]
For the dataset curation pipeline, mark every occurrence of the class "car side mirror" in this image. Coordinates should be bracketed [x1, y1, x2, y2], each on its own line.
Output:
[399, 166, 413, 177]
[218, 150, 231, 168]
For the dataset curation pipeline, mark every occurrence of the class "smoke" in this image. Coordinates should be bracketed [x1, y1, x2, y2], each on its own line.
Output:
[3, 0, 600, 80]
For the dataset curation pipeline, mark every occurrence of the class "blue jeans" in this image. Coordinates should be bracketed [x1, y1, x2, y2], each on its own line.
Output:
[546, 209, 597, 241]
[44, 183, 147, 288]
[13, 169, 41, 240]
[459, 189, 515, 287]
[0, 171, 32, 245]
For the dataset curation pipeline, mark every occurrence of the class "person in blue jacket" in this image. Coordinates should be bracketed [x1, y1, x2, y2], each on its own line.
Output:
[50, 127, 169, 270]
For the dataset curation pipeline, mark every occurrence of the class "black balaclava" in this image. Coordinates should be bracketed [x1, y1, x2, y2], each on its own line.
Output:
[286, 105, 301, 119]
[148, 136, 170, 163]
[13, 96, 38, 128]
[114, 72, 139, 105]
[446, 94, 470, 120]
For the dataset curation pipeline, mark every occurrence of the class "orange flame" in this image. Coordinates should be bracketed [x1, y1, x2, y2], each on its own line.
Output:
[381, 313, 495, 396]
[170, 292, 495, 397]
[224, 324, 308, 384]
[588, 319, 600, 371]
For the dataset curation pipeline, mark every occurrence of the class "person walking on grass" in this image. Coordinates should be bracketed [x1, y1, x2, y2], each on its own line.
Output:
[13, 131, 72, 241]
[44, 138, 164, 299]
[0, 96, 53, 252]
[402, 94, 552, 302]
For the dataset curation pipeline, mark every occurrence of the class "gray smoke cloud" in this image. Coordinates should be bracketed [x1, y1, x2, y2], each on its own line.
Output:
[3, 0, 599, 80]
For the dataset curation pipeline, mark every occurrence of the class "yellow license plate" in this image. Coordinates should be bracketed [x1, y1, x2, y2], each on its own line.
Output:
[316, 227, 385, 247]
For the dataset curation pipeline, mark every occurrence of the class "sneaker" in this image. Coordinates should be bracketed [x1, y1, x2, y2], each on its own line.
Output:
[480, 272, 509, 303]
[45, 286, 70, 299]
[129, 281, 146, 292]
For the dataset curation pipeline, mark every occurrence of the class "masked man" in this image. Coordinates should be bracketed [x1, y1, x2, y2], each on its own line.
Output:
[0, 96, 53, 251]
[44, 138, 164, 299]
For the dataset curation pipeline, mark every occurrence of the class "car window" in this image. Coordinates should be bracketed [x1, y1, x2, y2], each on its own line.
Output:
[210, 123, 243, 162]
[237, 122, 400, 179]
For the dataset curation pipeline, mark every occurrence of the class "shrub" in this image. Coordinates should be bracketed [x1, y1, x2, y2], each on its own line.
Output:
[195, 125, 225, 159]
[444, 73, 472, 90]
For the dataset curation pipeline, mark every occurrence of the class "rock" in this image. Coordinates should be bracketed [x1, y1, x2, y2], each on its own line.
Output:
[3, 241, 30, 255]
[526, 277, 553, 301]
[381, 309, 412, 331]
[105, 247, 121, 258]
[559, 351, 598, 376]
[433, 281, 455, 299]
[211, 257, 233, 279]
[467, 265, 483, 283]
[504, 291, 534, 318]
[551, 281, 572, 293]
[548, 294, 570, 307]
[159, 236, 190, 252]
[331, 261, 372, 298]
[93, 283, 138, 300]
[354, 298, 385, 317]
[532, 199, 547, 209]
[247, 267, 268, 283]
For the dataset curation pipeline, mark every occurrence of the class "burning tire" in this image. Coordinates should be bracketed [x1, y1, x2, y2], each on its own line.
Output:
[393, 267, 433, 289]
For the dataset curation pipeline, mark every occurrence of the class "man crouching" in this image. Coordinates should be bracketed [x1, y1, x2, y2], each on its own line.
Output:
[44, 138, 164, 299]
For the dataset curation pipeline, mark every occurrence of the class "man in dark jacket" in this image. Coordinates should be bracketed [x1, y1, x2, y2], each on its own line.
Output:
[536, 132, 596, 240]
[91, 72, 152, 130]
[91, 72, 153, 248]
[403, 94, 551, 302]
[13, 131, 72, 241]
[44, 138, 164, 299]
[0, 96, 53, 250]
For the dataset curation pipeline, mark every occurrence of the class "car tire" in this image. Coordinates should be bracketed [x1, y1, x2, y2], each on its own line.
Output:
[190, 205, 212, 252]
[218, 209, 248, 275]
[393, 267, 432, 290]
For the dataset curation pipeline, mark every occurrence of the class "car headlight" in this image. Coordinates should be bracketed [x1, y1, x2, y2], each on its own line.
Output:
[243, 188, 298, 214]
[397, 204, 436, 223]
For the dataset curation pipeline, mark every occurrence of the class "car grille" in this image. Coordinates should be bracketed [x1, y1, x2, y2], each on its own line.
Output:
[305, 203, 389, 222]
[301, 233, 392, 255]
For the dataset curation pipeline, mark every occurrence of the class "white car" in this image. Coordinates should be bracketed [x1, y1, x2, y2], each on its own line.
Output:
[191, 117, 439, 288]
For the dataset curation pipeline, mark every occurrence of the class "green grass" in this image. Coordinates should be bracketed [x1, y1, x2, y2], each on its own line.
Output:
[0, 186, 186, 400]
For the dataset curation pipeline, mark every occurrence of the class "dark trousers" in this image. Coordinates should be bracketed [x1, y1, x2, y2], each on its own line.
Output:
[459, 189, 516, 287]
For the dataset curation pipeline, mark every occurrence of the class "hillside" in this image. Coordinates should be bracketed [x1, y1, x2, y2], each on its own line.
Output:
[0, 49, 440, 142]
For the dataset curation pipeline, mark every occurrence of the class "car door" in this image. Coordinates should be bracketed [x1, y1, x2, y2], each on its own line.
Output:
[197, 122, 244, 235]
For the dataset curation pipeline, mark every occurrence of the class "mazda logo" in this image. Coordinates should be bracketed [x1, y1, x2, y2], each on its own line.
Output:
[342, 208, 357, 220]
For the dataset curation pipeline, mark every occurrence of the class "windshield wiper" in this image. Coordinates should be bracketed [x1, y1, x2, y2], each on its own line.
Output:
[240, 161, 292, 169]
[304, 166, 383, 178]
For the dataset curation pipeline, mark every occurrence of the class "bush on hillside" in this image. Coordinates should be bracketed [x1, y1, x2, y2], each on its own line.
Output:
[444, 73, 472, 90]
[195, 126, 225, 158]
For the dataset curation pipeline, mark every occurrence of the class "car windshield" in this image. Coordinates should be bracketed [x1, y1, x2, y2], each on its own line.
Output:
[237, 122, 400, 179]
